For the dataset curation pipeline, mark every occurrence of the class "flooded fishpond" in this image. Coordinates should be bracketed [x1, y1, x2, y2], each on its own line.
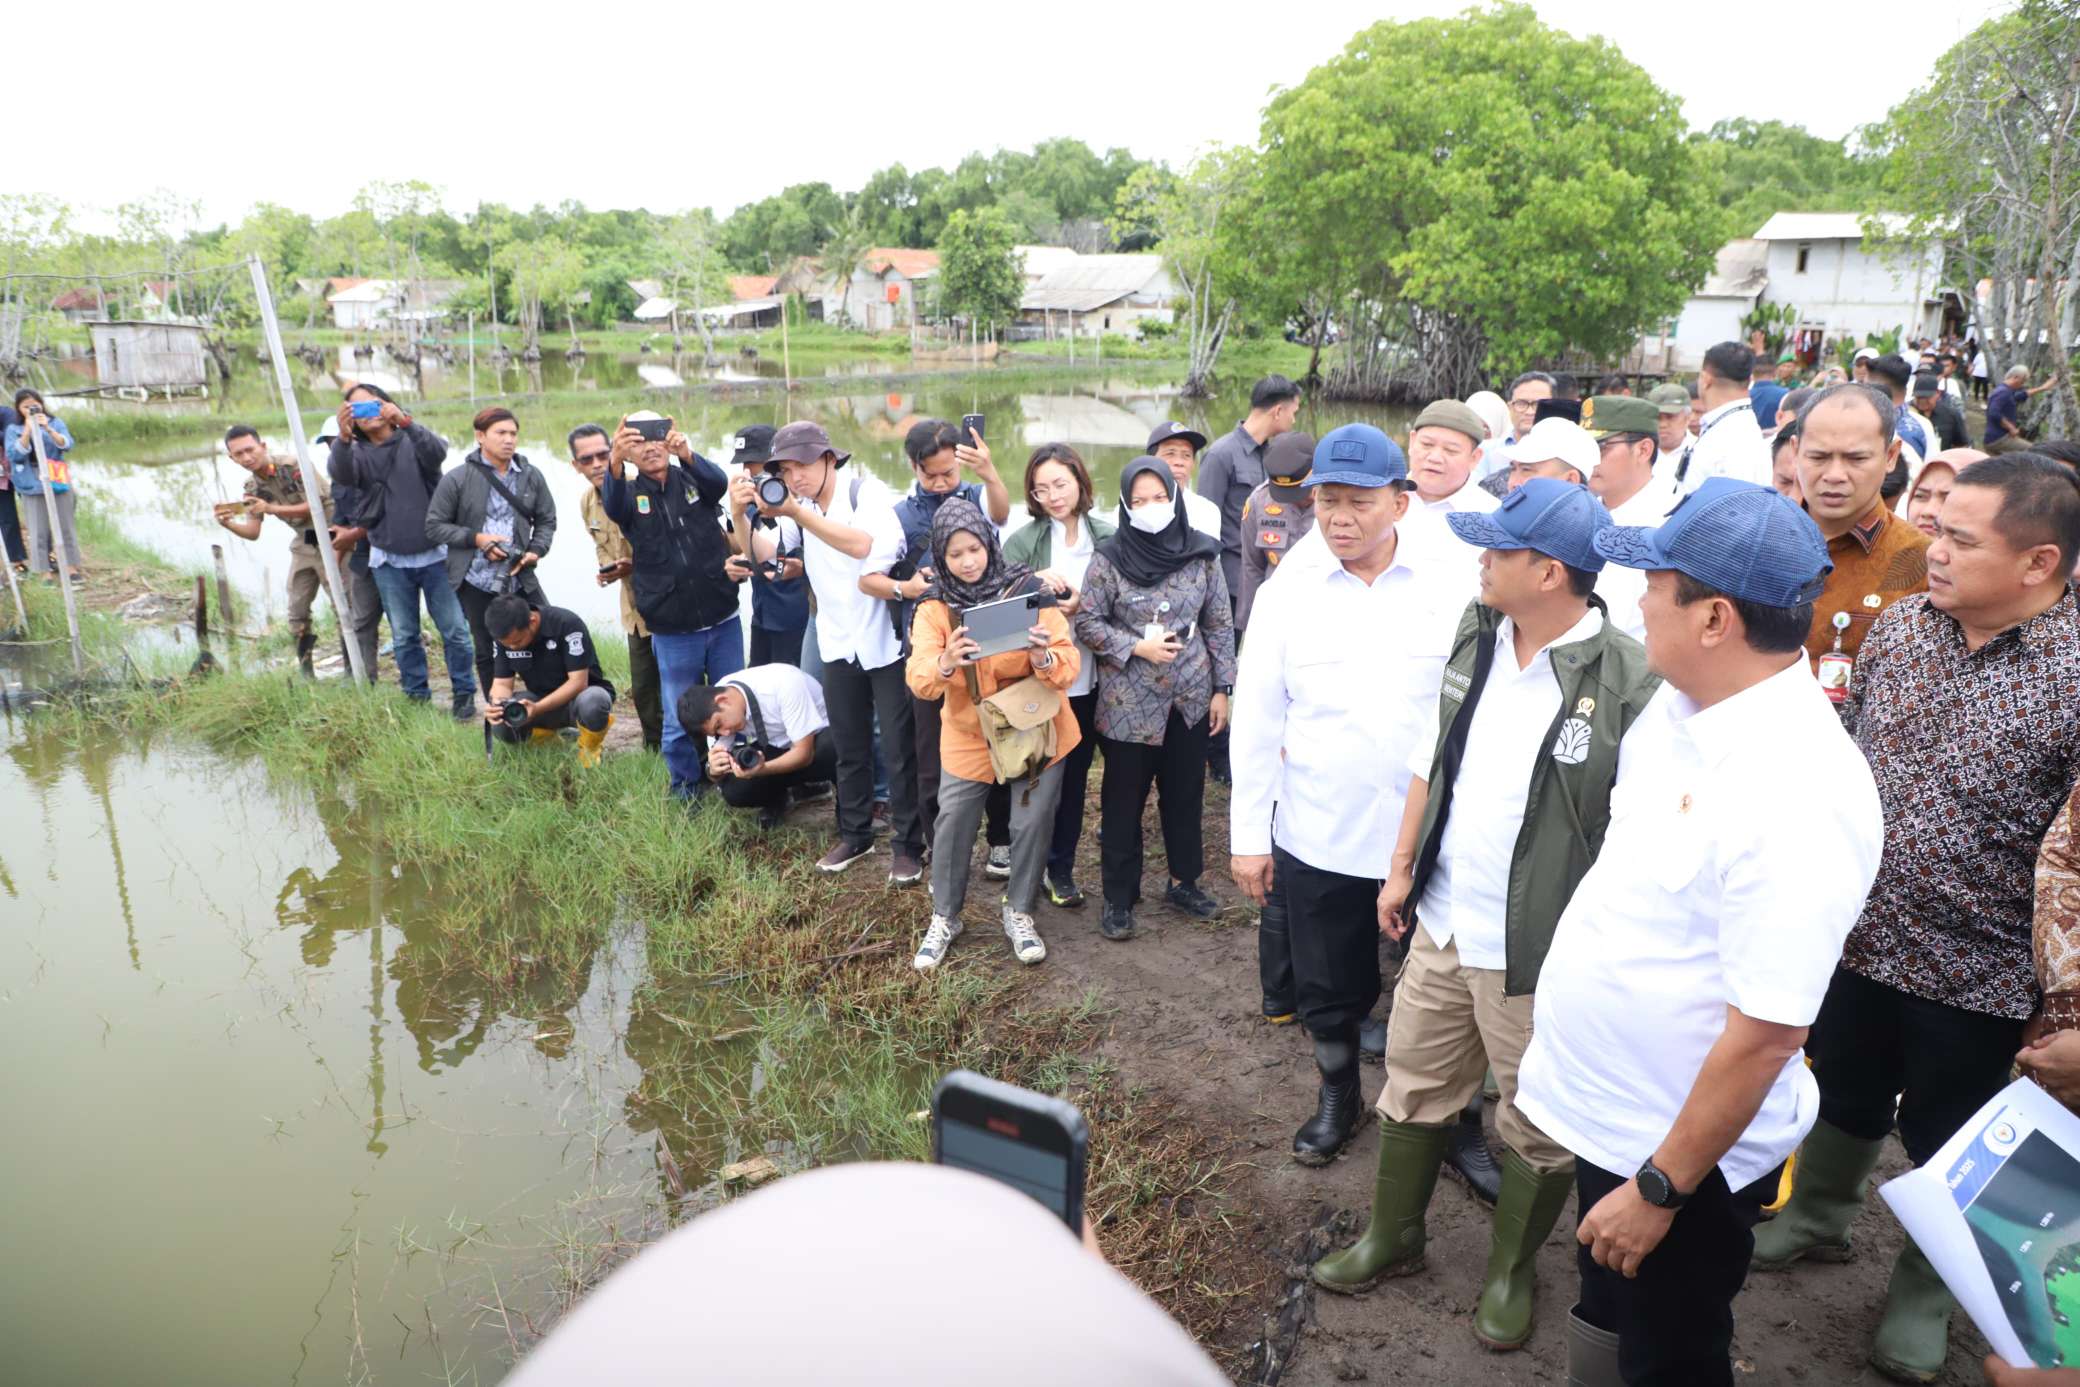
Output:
[0, 721, 781, 1384]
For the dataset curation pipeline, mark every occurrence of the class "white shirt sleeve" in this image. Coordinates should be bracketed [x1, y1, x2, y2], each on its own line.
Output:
[859, 497, 905, 576]
[1406, 721, 1441, 782]
[1715, 790, 1882, 1027]
[1228, 580, 1291, 857]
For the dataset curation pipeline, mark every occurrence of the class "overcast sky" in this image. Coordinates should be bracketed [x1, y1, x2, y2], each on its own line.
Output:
[29, 0, 1987, 234]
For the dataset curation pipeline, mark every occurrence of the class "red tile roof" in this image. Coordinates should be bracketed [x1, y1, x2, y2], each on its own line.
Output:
[50, 287, 106, 311]
[728, 274, 778, 301]
[864, 248, 939, 280]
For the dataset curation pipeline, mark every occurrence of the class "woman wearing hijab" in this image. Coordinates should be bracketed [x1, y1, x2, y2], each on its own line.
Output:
[905, 497, 1081, 972]
[1464, 390, 1512, 483]
[1073, 459, 1237, 942]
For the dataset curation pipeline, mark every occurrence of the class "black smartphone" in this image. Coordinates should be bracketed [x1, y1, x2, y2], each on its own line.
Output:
[632, 416, 671, 442]
[598, 562, 617, 575]
[961, 413, 985, 443]
[932, 1069, 1088, 1232]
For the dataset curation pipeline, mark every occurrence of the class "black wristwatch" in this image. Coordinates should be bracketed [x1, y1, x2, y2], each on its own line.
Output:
[1635, 1159, 1690, 1209]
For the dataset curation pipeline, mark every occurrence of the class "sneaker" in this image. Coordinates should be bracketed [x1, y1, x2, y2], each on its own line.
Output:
[1165, 880, 1220, 918]
[912, 913, 963, 971]
[451, 700, 478, 724]
[817, 839, 875, 873]
[985, 844, 1012, 880]
[889, 849, 925, 885]
[1047, 871, 1085, 909]
[1003, 907, 1047, 964]
[1099, 903, 1137, 941]
[869, 800, 892, 836]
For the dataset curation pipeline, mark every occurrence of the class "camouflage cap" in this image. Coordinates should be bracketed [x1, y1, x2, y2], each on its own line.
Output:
[1580, 395, 1661, 439]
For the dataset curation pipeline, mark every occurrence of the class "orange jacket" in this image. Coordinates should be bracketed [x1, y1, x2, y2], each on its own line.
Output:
[906, 598, 1081, 784]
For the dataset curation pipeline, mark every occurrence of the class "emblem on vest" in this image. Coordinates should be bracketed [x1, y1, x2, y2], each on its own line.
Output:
[1551, 718, 1591, 765]
[636, 494, 652, 514]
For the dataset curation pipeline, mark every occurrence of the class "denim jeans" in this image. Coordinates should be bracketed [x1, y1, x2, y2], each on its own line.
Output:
[370, 561, 477, 704]
[653, 618, 747, 796]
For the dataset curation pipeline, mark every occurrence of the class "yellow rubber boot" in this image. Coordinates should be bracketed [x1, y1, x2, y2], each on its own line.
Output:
[576, 714, 613, 768]
[529, 727, 559, 744]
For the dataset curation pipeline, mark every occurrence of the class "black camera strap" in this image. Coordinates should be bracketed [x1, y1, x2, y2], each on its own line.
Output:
[720, 676, 778, 754]
[471, 457, 540, 527]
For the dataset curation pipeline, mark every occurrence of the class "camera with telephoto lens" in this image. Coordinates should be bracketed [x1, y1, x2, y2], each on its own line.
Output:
[729, 737, 764, 772]
[755, 466, 790, 510]
[499, 697, 532, 730]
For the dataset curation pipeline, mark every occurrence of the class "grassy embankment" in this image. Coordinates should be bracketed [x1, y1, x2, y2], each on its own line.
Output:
[19, 535, 1261, 1365]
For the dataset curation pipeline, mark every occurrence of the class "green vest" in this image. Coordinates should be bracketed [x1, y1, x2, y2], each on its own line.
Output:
[1406, 598, 1661, 997]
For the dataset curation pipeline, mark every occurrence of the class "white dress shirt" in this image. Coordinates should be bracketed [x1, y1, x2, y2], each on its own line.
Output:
[802, 471, 905, 669]
[1515, 656, 1883, 1189]
[1656, 433, 1695, 476]
[1595, 473, 1683, 642]
[1049, 516, 1100, 697]
[1675, 399, 1770, 495]
[1408, 607, 1607, 968]
[1412, 476, 1501, 517]
[1230, 531, 1462, 879]
[721, 663, 829, 746]
[1112, 488, 1222, 541]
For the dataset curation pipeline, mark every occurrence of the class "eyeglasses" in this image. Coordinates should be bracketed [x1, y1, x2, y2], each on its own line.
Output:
[574, 451, 611, 465]
[1032, 480, 1080, 499]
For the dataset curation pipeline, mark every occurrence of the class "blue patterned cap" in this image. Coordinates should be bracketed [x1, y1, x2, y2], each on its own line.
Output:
[1302, 423, 1408, 489]
[1592, 476, 1831, 605]
[1445, 478, 1613, 572]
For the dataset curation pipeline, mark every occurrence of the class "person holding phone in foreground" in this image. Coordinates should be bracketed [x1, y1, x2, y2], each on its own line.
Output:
[1075, 459, 1235, 943]
[905, 497, 1079, 970]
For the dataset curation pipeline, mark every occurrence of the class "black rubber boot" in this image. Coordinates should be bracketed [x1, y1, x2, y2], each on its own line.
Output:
[1359, 1015, 1387, 1062]
[295, 631, 317, 678]
[1294, 1030, 1367, 1166]
[1446, 1093, 1502, 1205]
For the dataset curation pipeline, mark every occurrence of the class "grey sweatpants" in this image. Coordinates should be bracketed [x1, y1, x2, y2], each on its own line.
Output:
[929, 762, 1065, 919]
[24, 487, 80, 573]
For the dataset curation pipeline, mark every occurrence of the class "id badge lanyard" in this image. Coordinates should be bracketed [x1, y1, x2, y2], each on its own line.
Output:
[1817, 611, 1853, 703]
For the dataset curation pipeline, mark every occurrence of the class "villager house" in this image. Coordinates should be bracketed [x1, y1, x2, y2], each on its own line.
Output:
[1018, 254, 1178, 337]
[89, 320, 208, 396]
[1751, 212, 1959, 346]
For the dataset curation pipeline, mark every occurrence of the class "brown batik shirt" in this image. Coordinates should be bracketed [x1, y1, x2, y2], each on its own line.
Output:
[1840, 588, 2080, 1019]
[1803, 503, 1928, 672]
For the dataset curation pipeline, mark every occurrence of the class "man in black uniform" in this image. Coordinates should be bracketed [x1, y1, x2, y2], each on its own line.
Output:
[483, 592, 617, 765]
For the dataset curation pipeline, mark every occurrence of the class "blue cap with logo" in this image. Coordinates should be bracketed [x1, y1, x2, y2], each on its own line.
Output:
[1592, 476, 1832, 605]
[1302, 423, 1408, 490]
[1445, 478, 1612, 572]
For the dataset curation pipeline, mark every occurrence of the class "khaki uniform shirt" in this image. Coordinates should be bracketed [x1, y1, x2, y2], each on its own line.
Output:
[580, 476, 647, 638]
[243, 454, 328, 554]
[1235, 480, 1315, 631]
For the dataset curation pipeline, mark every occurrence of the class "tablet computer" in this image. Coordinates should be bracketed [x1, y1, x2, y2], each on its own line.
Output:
[959, 592, 1041, 659]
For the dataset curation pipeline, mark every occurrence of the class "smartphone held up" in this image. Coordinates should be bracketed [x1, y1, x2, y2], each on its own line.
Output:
[932, 1070, 1089, 1233]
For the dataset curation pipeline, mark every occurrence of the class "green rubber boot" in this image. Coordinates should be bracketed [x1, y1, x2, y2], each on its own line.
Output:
[1311, 1120, 1451, 1293]
[1750, 1120, 1884, 1269]
[1473, 1148, 1576, 1350]
[1870, 1239, 1951, 1383]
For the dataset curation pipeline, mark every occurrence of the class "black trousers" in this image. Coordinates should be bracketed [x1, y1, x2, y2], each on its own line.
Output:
[0, 487, 23, 565]
[822, 655, 923, 853]
[1047, 690, 1099, 880]
[1574, 1160, 1776, 1387]
[1099, 709, 1209, 907]
[719, 733, 838, 810]
[1276, 844, 1381, 1037]
[750, 623, 805, 668]
[628, 630, 663, 752]
[913, 691, 1008, 853]
[1258, 861, 1296, 1016]
[1809, 966, 2024, 1164]
[457, 582, 501, 703]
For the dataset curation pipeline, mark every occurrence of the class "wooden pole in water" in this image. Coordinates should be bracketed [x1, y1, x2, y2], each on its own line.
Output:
[0, 539, 26, 634]
[24, 418, 83, 676]
[248, 256, 369, 686]
[779, 294, 792, 392]
[211, 543, 236, 637]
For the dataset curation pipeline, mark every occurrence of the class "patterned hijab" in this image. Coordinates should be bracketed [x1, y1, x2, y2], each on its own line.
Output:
[1099, 457, 1221, 588]
[923, 495, 1030, 611]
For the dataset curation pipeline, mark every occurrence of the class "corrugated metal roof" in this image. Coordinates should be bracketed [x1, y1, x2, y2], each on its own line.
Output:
[1020, 254, 1170, 312]
[1696, 239, 1770, 299]
[1015, 245, 1082, 278]
[1751, 212, 1912, 241]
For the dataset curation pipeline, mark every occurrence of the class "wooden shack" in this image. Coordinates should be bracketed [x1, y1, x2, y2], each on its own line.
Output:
[88, 320, 209, 396]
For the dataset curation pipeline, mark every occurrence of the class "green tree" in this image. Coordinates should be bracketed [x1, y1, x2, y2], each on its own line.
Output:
[1692, 119, 1882, 239]
[1114, 147, 1255, 395]
[658, 209, 728, 356]
[1868, 0, 2080, 437]
[494, 234, 586, 352]
[1249, 3, 1722, 399]
[935, 207, 1022, 332]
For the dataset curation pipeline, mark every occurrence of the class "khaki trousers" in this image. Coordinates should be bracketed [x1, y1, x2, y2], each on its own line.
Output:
[1378, 927, 1572, 1172]
[285, 546, 340, 639]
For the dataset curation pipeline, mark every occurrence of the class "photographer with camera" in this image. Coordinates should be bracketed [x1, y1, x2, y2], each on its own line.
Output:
[756, 420, 926, 883]
[677, 665, 836, 830]
[6, 388, 81, 583]
[570, 423, 660, 750]
[905, 497, 1080, 971]
[862, 418, 1014, 876]
[482, 593, 615, 766]
[427, 406, 559, 707]
[721, 424, 811, 668]
[600, 410, 745, 802]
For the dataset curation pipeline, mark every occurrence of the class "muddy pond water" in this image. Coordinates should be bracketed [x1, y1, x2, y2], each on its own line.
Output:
[0, 720, 773, 1384]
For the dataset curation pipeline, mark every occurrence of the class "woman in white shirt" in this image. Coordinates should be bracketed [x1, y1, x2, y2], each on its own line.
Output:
[1002, 444, 1116, 908]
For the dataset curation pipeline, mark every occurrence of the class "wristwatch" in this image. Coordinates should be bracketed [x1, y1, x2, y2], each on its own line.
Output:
[1635, 1158, 1690, 1209]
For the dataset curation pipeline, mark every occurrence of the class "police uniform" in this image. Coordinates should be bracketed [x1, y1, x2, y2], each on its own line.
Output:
[490, 603, 617, 744]
[243, 454, 337, 643]
[1235, 481, 1314, 632]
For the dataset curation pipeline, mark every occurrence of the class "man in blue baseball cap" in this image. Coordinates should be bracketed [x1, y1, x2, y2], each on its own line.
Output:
[1511, 477, 1884, 1386]
[1230, 423, 1469, 1166]
[1311, 479, 1661, 1355]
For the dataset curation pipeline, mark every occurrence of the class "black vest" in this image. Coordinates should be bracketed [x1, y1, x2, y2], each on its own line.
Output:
[622, 461, 737, 635]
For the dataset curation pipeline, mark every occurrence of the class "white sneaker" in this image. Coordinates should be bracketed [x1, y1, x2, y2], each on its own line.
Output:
[913, 913, 962, 972]
[1002, 907, 1047, 965]
[985, 844, 1012, 880]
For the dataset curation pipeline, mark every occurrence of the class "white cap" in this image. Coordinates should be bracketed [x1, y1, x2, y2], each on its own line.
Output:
[313, 414, 340, 442]
[1853, 346, 1880, 363]
[1505, 417, 1598, 480]
[626, 409, 666, 423]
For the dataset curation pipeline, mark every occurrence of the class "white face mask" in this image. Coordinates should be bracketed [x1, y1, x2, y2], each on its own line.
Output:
[1127, 501, 1173, 535]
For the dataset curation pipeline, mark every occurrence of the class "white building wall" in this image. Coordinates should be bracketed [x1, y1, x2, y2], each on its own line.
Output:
[1759, 238, 1944, 342]
[1673, 296, 1752, 360]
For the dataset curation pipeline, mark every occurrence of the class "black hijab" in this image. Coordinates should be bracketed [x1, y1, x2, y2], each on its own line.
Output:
[922, 495, 1031, 611]
[1098, 457, 1220, 588]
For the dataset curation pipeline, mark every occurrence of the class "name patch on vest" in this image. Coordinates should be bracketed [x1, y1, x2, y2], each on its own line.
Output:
[1442, 666, 1472, 698]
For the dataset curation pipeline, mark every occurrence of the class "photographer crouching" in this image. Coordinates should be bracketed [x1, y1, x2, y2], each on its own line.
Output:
[483, 593, 616, 766]
[678, 667, 837, 831]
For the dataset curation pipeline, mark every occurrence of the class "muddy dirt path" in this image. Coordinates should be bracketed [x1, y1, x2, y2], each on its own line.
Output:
[997, 785, 1995, 1387]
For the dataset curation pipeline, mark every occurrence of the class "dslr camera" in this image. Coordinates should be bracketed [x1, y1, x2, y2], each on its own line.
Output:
[729, 736, 764, 772]
[754, 465, 790, 510]
[499, 696, 533, 730]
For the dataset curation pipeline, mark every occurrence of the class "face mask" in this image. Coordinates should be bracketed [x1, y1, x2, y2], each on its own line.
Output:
[1127, 502, 1173, 535]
